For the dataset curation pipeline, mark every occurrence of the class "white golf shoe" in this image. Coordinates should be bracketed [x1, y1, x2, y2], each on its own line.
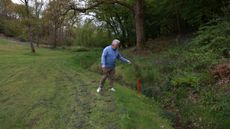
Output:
[110, 88, 116, 92]
[97, 87, 102, 93]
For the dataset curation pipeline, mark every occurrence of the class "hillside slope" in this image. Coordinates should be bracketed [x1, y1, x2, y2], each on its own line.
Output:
[0, 38, 172, 129]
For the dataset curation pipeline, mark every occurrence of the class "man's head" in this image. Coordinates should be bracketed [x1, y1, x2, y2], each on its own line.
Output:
[111, 39, 120, 49]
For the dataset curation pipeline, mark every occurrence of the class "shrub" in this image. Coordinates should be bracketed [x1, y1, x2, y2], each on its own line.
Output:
[73, 22, 112, 48]
[3, 20, 23, 37]
[191, 19, 230, 54]
[170, 72, 200, 89]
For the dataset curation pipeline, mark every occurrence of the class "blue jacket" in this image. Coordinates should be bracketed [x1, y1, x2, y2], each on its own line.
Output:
[101, 45, 129, 69]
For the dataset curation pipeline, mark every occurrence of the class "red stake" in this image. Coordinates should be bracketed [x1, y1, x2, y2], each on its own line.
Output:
[137, 79, 141, 96]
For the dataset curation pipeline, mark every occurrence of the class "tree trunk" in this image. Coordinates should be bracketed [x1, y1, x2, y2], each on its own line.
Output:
[25, 0, 36, 53]
[36, 35, 40, 48]
[53, 23, 57, 48]
[176, 8, 181, 34]
[28, 25, 36, 52]
[134, 0, 145, 50]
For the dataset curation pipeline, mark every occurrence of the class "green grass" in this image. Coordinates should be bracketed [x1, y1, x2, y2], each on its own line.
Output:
[115, 86, 172, 129]
[0, 38, 172, 129]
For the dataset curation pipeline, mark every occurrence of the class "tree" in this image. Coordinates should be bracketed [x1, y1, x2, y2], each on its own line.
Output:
[134, 0, 144, 49]
[66, 0, 145, 50]
[94, 4, 135, 47]
[20, 0, 36, 53]
[44, 0, 72, 48]
[34, 0, 44, 18]
[33, 0, 44, 47]
[0, 0, 13, 17]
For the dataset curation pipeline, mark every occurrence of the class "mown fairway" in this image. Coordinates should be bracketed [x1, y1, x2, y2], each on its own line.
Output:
[0, 38, 172, 129]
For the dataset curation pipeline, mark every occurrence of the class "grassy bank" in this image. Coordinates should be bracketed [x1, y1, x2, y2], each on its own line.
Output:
[87, 20, 230, 129]
[0, 38, 172, 129]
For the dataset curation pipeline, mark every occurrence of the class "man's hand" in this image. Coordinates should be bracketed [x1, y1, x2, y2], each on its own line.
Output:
[127, 60, 132, 64]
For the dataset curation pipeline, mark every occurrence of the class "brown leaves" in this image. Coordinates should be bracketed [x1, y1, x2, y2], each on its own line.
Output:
[211, 62, 230, 85]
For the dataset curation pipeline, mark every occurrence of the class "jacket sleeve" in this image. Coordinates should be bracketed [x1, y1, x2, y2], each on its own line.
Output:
[117, 52, 129, 63]
[101, 48, 107, 65]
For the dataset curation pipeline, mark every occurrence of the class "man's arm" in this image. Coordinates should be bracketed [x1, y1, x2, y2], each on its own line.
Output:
[101, 48, 107, 67]
[117, 52, 131, 64]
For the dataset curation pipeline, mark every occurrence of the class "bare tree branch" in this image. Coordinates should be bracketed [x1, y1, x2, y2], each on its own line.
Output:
[19, 0, 25, 4]
[63, 0, 134, 16]
[114, 0, 134, 11]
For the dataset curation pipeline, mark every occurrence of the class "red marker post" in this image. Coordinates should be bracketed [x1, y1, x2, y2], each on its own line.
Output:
[137, 79, 141, 96]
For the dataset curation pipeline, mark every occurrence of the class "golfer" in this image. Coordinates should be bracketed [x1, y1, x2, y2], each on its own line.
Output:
[97, 39, 131, 93]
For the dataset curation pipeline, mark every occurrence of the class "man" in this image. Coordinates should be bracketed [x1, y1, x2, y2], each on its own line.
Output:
[97, 39, 131, 93]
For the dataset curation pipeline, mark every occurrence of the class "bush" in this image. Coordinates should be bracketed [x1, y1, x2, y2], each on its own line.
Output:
[73, 22, 112, 48]
[191, 19, 230, 54]
[170, 72, 200, 89]
[71, 50, 101, 69]
[0, 18, 5, 33]
[71, 47, 90, 52]
[3, 20, 23, 37]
